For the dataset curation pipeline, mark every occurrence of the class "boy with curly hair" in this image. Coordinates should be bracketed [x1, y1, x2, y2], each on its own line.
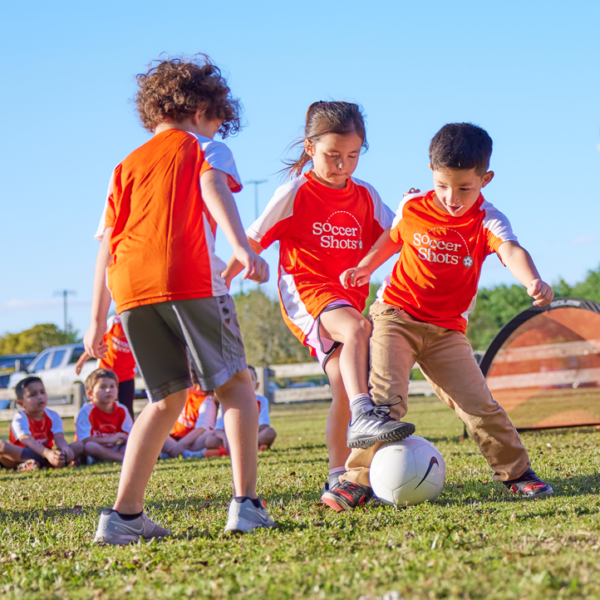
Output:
[84, 55, 274, 544]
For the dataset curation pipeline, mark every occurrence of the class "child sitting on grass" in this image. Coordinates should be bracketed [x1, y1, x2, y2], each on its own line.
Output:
[323, 122, 554, 512]
[76, 369, 133, 464]
[0, 439, 45, 471]
[9, 377, 83, 468]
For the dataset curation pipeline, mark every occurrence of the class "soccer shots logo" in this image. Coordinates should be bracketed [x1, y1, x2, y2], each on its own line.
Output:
[312, 211, 363, 250]
[412, 229, 473, 267]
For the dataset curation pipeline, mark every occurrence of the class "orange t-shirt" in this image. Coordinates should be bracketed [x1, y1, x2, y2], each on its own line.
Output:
[98, 315, 136, 382]
[247, 171, 394, 345]
[75, 402, 134, 441]
[9, 408, 63, 448]
[170, 388, 210, 439]
[94, 129, 242, 314]
[378, 191, 518, 333]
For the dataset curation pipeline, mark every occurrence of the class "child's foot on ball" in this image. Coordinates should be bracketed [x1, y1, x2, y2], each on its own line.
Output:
[503, 468, 553, 498]
[347, 403, 415, 449]
[321, 480, 373, 512]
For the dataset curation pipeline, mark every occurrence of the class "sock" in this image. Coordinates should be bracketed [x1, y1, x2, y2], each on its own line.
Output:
[20, 448, 40, 462]
[349, 393, 373, 420]
[328, 467, 346, 489]
[233, 496, 261, 508]
[114, 510, 143, 521]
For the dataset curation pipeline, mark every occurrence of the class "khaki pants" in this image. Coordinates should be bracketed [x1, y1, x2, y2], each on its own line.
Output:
[341, 302, 530, 488]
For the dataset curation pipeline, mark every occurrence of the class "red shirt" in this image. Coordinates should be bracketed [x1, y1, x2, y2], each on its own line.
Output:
[10, 408, 63, 448]
[76, 402, 133, 441]
[98, 315, 136, 382]
[171, 389, 210, 439]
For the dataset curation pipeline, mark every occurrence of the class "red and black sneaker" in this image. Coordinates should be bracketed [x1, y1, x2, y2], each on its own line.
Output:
[321, 480, 373, 512]
[503, 468, 553, 498]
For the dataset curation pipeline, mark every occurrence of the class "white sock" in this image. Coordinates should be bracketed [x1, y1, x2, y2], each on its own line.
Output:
[328, 467, 346, 489]
[350, 393, 373, 420]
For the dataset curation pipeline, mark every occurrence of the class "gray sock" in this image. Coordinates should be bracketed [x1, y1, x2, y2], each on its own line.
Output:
[349, 393, 374, 420]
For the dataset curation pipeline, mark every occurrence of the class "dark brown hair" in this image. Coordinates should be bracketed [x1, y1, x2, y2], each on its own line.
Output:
[16, 376, 44, 400]
[85, 368, 119, 395]
[135, 54, 242, 138]
[429, 123, 493, 176]
[283, 101, 368, 178]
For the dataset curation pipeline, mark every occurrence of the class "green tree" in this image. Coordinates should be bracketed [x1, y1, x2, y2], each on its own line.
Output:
[0, 323, 79, 355]
[233, 289, 310, 367]
[571, 263, 600, 303]
[363, 282, 381, 317]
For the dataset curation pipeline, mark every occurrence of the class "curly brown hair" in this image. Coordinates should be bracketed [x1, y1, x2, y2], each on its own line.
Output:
[135, 55, 242, 138]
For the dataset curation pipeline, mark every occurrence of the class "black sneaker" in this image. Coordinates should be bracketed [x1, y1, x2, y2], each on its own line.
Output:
[347, 401, 415, 449]
[503, 468, 554, 498]
[321, 480, 373, 512]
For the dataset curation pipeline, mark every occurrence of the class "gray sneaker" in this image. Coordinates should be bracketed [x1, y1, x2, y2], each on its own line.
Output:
[93, 509, 172, 545]
[224, 497, 276, 534]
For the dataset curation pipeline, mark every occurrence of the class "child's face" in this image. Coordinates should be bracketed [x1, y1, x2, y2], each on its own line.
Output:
[306, 131, 363, 189]
[89, 377, 118, 408]
[19, 381, 47, 415]
[431, 167, 494, 218]
[249, 369, 259, 391]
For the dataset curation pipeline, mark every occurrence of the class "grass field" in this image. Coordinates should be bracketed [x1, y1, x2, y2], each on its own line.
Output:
[2, 398, 600, 599]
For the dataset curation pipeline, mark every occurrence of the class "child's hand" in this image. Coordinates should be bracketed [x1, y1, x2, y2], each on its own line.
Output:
[44, 448, 65, 468]
[61, 446, 75, 463]
[403, 188, 421, 196]
[236, 248, 269, 284]
[114, 432, 128, 443]
[83, 323, 108, 359]
[340, 266, 371, 289]
[527, 279, 554, 306]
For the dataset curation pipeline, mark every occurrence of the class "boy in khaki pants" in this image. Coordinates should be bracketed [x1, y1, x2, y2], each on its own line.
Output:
[322, 122, 554, 512]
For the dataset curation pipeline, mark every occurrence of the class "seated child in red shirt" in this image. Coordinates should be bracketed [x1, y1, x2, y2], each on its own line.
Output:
[9, 377, 83, 468]
[76, 368, 133, 464]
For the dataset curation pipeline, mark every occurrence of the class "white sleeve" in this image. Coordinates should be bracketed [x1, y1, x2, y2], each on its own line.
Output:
[11, 412, 30, 440]
[47, 410, 64, 434]
[195, 397, 217, 430]
[482, 201, 518, 245]
[94, 173, 115, 241]
[201, 139, 242, 192]
[215, 405, 224, 430]
[246, 177, 306, 244]
[257, 395, 270, 426]
[118, 403, 134, 433]
[76, 404, 92, 440]
[354, 178, 395, 229]
[391, 192, 421, 230]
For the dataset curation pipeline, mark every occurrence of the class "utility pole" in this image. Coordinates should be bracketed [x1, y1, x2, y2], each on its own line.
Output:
[246, 179, 268, 220]
[54, 290, 76, 333]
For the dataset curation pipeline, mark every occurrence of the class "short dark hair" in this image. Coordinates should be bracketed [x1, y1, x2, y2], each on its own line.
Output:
[85, 368, 119, 394]
[16, 376, 44, 400]
[247, 365, 257, 378]
[429, 123, 492, 176]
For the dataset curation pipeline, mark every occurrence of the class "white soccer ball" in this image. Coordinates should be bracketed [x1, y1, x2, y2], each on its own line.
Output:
[370, 436, 446, 506]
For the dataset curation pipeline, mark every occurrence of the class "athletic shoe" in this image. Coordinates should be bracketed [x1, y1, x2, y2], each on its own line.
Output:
[93, 509, 172, 545]
[17, 459, 38, 472]
[182, 449, 205, 459]
[321, 480, 373, 512]
[347, 402, 415, 449]
[224, 497, 276, 534]
[503, 469, 554, 498]
[158, 452, 171, 460]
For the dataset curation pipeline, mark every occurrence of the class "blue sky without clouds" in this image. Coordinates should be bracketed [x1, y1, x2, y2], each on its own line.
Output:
[1, 0, 599, 338]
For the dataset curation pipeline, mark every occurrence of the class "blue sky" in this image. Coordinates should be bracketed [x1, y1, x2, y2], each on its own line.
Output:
[1, 0, 599, 338]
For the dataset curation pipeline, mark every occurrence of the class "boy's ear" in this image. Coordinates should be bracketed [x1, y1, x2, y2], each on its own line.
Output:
[86, 390, 94, 400]
[428, 163, 434, 172]
[481, 171, 495, 188]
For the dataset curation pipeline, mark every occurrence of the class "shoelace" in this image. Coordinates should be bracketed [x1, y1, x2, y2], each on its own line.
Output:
[367, 395, 403, 420]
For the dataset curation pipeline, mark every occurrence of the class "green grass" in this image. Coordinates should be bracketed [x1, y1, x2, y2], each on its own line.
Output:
[2, 398, 600, 599]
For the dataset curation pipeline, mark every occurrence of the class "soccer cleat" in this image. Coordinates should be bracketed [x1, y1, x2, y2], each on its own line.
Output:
[93, 509, 172, 545]
[503, 468, 554, 498]
[347, 402, 415, 449]
[321, 480, 373, 512]
[224, 497, 276, 534]
[17, 459, 39, 472]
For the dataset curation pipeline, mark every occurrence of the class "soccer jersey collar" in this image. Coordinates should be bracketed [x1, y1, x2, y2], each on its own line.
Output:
[428, 190, 485, 221]
[304, 170, 356, 200]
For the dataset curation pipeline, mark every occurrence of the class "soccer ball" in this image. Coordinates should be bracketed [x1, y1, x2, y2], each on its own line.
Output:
[370, 436, 446, 506]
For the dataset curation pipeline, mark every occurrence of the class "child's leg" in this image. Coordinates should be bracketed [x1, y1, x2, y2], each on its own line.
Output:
[0, 440, 28, 468]
[85, 441, 128, 463]
[340, 304, 417, 487]
[258, 425, 277, 449]
[69, 441, 84, 459]
[188, 430, 212, 452]
[161, 435, 178, 456]
[323, 348, 352, 470]
[216, 368, 258, 498]
[419, 328, 530, 481]
[319, 306, 371, 398]
[113, 390, 187, 514]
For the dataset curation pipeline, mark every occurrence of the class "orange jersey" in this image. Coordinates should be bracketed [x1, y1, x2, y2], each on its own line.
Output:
[378, 191, 518, 333]
[98, 315, 136, 382]
[9, 408, 63, 448]
[248, 171, 393, 346]
[170, 389, 215, 439]
[76, 401, 133, 441]
[95, 129, 242, 314]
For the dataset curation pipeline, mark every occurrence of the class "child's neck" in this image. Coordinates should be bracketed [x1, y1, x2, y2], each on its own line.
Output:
[155, 119, 215, 140]
[24, 408, 45, 421]
[93, 400, 115, 414]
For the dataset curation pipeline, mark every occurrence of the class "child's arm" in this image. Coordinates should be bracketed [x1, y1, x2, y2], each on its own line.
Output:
[497, 241, 554, 306]
[340, 228, 402, 289]
[201, 170, 268, 284]
[222, 237, 264, 289]
[18, 435, 64, 467]
[53, 432, 74, 463]
[83, 230, 113, 358]
[74, 351, 92, 376]
[81, 432, 128, 446]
